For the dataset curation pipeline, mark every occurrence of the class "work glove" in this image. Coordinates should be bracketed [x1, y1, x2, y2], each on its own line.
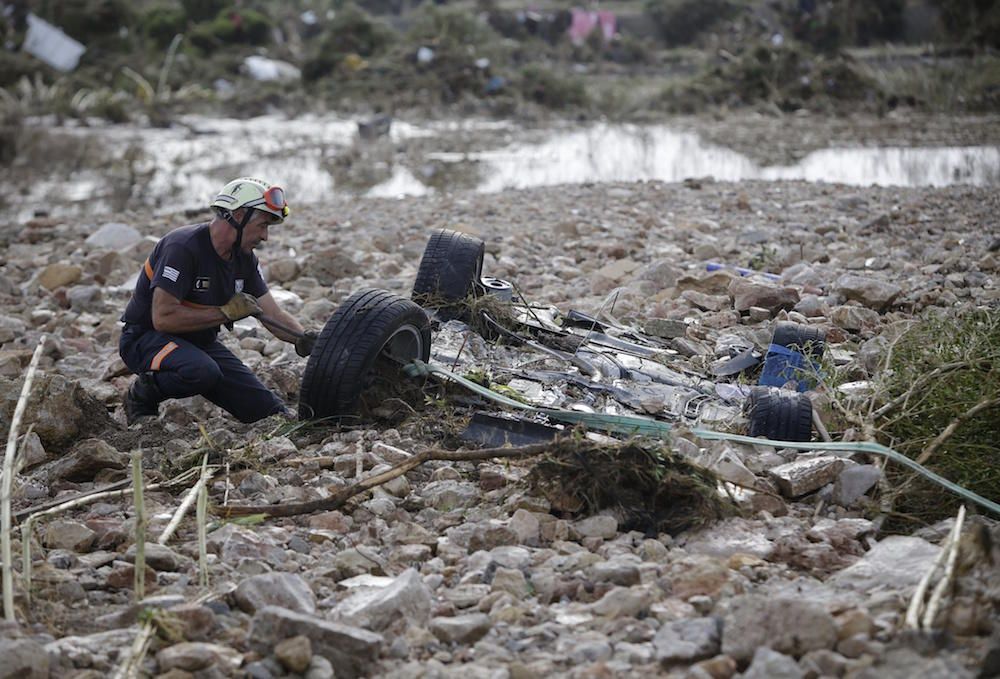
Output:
[295, 330, 319, 357]
[220, 292, 262, 322]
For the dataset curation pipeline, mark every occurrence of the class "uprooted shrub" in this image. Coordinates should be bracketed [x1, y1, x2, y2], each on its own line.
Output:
[658, 42, 878, 113]
[302, 3, 396, 82]
[876, 309, 1000, 529]
[519, 65, 589, 109]
[527, 437, 734, 535]
[644, 0, 737, 47]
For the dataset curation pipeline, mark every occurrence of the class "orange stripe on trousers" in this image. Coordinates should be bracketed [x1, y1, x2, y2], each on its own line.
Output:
[150, 342, 178, 371]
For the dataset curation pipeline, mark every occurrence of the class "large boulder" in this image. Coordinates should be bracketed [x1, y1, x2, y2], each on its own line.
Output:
[233, 572, 317, 614]
[46, 439, 127, 483]
[834, 274, 902, 312]
[0, 374, 112, 449]
[85, 222, 143, 251]
[721, 594, 837, 662]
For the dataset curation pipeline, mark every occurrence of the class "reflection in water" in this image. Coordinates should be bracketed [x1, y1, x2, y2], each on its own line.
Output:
[20, 117, 999, 220]
[461, 124, 1000, 193]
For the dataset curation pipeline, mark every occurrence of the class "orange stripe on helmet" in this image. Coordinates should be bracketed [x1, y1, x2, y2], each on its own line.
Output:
[150, 342, 178, 371]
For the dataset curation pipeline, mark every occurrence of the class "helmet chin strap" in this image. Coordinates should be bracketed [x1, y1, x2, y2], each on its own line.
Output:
[223, 208, 255, 255]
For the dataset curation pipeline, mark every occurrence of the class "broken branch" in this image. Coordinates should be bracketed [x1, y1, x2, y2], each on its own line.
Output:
[916, 397, 1000, 466]
[218, 442, 553, 518]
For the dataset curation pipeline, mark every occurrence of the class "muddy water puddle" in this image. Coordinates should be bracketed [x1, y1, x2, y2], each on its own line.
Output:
[16, 115, 1000, 220]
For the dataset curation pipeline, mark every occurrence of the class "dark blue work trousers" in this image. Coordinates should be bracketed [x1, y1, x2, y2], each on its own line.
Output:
[119, 325, 286, 423]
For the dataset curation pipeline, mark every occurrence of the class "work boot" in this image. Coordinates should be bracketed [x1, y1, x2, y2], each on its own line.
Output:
[124, 373, 163, 425]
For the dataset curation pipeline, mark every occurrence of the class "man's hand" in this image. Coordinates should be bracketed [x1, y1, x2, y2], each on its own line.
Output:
[220, 292, 262, 322]
[295, 330, 319, 357]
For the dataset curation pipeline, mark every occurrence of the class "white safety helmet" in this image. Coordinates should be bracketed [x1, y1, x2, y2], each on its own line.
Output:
[210, 177, 290, 223]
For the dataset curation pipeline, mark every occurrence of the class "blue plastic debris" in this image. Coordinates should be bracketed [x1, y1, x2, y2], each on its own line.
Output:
[758, 343, 818, 392]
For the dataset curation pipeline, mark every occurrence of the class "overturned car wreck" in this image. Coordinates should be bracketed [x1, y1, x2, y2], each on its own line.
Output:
[296, 229, 827, 449]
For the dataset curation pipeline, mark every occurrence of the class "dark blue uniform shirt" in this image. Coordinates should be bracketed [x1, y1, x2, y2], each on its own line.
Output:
[122, 223, 268, 346]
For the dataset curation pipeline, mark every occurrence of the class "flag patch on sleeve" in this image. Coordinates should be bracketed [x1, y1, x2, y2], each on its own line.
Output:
[163, 266, 180, 282]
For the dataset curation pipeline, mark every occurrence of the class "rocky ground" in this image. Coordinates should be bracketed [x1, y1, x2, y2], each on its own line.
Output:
[0, 176, 998, 678]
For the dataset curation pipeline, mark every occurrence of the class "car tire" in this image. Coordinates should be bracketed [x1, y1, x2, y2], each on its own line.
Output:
[746, 386, 813, 442]
[771, 321, 826, 358]
[412, 229, 485, 318]
[299, 288, 431, 420]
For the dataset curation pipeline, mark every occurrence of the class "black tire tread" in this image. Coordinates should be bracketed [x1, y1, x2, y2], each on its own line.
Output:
[299, 288, 430, 419]
[412, 229, 485, 307]
[771, 322, 826, 358]
[747, 387, 813, 442]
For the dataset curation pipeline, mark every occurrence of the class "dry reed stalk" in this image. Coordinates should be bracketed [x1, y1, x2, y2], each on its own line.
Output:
[1, 336, 44, 621]
[922, 504, 967, 629]
[157, 467, 215, 545]
[196, 454, 209, 589]
[132, 450, 146, 600]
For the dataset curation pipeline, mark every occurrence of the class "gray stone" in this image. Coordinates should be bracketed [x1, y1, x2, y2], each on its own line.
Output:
[589, 559, 640, 586]
[303, 248, 361, 286]
[37, 263, 82, 290]
[19, 430, 47, 469]
[234, 572, 317, 614]
[46, 438, 125, 483]
[828, 536, 940, 594]
[682, 289, 731, 312]
[444, 583, 492, 609]
[589, 586, 654, 618]
[126, 543, 181, 571]
[420, 480, 481, 511]
[769, 456, 846, 497]
[847, 647, 973, 679]
[575, 514, 618, 539]
[793, 294, 826, 317]
[491, 567, 530, 599]
[45, 629, 135, 669]
[799, 649, 850, 678]
[336, 568, 432, 631]
[833, 465, 882, 506]
[305, 655, 335, 679]
[644, 317, 688, 339]
[429, 613, 493, 644]
[43, 519, 96, 552]
[507, 509, 540, 544]
[0, 638, 49, 679]
[834, 274, 902, 311]
[721, 594, 837, 662]
[275, 635, 312, 673]
[85, 222, 143, 250]
[13, 375, 111, 450]
[209, 524, 287, 567]
[67, 285, 104, 312]
[729, 278, 799, 313]
[741, 646, 804, 679]
[249, 606, 382, 679]
[682, 517, 775, 560]
[653, 616, 721, 664]
[259, 436, 298, 462]
[830, 305, 881, 332]
[156, 642, 241, 673]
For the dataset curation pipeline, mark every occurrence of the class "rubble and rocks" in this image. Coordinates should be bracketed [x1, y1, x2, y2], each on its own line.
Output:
[1, 178, 997, 677]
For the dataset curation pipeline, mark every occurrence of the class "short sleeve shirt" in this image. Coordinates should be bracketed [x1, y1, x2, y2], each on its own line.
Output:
[121, 223, 268, 346]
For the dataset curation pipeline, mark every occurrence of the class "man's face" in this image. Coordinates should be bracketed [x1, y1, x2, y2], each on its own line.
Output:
[241, 210, 279, 253]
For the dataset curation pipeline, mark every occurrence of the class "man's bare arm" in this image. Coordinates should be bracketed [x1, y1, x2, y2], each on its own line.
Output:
[257, 292, 305, 343]
[152, 287, 228, 334]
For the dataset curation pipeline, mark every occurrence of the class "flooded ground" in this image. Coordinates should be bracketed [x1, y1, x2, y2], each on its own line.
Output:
[12, 113, 1000, 221]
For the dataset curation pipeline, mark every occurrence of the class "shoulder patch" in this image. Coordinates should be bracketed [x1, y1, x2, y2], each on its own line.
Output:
[163, 266, 180, 282]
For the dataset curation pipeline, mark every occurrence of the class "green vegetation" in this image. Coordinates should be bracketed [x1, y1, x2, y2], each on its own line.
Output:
[875, 310, 1000, 529]
[0, 0, 995, 125]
